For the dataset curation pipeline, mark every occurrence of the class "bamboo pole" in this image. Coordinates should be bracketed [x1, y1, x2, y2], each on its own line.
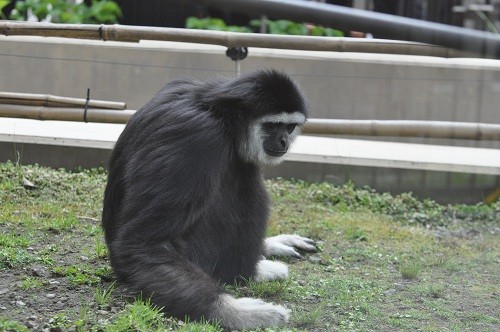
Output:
[0, 104, 133, 123]
[302, 119, 500, 141]
[0, 92, 126, 109]
[0, 21, 478, 58]
[1, 104, 500, 140]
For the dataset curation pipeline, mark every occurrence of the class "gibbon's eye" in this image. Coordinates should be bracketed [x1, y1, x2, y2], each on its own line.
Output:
[262, 122, 282, 132]
[286, 124, 297, 134]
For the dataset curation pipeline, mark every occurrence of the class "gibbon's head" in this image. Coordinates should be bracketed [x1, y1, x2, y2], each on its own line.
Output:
[237, 70, 308, 166]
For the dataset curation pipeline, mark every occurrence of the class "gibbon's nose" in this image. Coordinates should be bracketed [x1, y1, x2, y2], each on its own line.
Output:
[279, 135, 288, 150]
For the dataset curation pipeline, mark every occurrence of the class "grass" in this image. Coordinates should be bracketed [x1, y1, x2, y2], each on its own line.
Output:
[95, 282, 116, 307]
[399, 261, 421, 279]
[102, 299, 169, 332]
[0, 161, 499, 331]
[20, 276, 46, 290]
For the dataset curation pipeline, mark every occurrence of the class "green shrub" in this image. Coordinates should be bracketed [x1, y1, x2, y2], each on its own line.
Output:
[10, 0, 121, 24]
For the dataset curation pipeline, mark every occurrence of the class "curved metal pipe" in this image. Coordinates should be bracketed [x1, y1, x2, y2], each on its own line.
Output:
[197, 0, 500, 58]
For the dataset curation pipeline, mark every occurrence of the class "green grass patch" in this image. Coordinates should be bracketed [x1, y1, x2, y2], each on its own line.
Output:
[19, 276, 46, 290]
[0, 318, 29, 332]
[52, 265, 111, 286]
[0, 162, 498, 331]
[399, 261, 422, 279]
[0, 247, 34, 269]
[95, 282, 115, 307]
[102, 299, 170, 332]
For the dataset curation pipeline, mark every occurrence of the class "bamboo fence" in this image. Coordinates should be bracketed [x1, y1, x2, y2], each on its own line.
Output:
[0, 92, 126, 109]
[1, 103, 499, 140]
[0, 21, 478, 58]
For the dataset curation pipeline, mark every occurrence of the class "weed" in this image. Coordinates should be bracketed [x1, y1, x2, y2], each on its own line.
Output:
[95, 283, 115, 307]
[0, 248, 33, 269]
[44, 215, 79, 233]
[74, 306, 91, 332]
[94, 237, 108, 259]
[426, 284, 446, 299]
[0, 318, 29, 331]
[20, 276, 45, 290]
[52, 265, 101, 285]
[400, 261, 421, 279]
[466, 312, 499, 324]
[0, 233, 34, 268]
[102, 299, 168, 332]
[178, 317, 223, 332]
[246, 277, 291, 299]
[0, 233, 31, 248]
[47, 313, 71, 330]
[344, 226, 368, 242]
[293, 306, 323, 328]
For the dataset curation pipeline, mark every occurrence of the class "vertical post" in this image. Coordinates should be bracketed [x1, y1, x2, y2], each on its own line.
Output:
[235, 60, 241, 77]
[226, 47, 248, 77]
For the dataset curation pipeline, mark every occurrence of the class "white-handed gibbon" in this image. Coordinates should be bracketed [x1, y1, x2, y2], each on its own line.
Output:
[102, 69, 316, 330]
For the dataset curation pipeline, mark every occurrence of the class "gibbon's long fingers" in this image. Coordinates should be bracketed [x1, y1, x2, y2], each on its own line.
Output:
[289, 236, 318, 253]
[263, 241, 303, 258]
[264, 234, 317, 258]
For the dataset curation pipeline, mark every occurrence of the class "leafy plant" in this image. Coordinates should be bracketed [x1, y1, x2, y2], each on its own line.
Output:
[0, 318, 29, 332]
[10, 0, 121, 24]
[20, 276, 46, 290]
[251, 18, 308, 35]
[0, 0, 10, 20]
[251, 18, 344, 36]
[186, 17, 251, 33]
[186, 16, 344, 37]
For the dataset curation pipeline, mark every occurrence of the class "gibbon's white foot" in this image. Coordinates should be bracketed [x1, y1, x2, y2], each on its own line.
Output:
[264, 234, 317, 258]
[254, 259, 289, 282]
[215, 294, 290, 330]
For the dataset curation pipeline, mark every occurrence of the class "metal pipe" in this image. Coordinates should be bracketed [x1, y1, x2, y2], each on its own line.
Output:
[196, 0, 500, 58]
[1, 104, 500, 140]
[0, 21, 480, 58]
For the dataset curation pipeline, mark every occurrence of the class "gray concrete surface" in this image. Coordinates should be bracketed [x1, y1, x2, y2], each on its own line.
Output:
[1, 36, 499, 203]
[1, 35, 499, 149]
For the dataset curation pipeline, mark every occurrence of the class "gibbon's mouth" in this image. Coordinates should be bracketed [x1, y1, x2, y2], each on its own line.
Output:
[265, 149, 287, 157]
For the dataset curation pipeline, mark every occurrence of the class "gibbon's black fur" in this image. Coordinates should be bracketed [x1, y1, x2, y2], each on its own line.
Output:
[102, 69, 312, 329]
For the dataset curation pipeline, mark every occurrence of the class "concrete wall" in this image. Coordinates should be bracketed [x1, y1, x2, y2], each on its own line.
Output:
[1, 35, 499, 149]
[1, 36, 499, 203]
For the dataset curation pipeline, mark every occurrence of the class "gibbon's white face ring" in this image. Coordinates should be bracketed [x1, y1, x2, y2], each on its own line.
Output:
[240, 112, 306, 166]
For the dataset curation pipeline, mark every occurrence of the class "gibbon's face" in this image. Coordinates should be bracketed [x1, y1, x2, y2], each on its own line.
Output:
[241, 112, 306, 166]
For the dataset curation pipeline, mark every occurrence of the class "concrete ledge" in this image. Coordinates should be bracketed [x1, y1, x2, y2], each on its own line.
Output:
[1, 118, 499, 175]
[289, 136, 500, 175]
[0, 118, 123, 149]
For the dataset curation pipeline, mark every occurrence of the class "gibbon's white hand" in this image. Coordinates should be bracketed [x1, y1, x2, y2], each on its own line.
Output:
[264, 234, 317, 259]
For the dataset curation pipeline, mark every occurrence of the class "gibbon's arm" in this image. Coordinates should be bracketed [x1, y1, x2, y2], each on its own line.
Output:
[120, 114, 232, 238]
[263, 234, 317, 258]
